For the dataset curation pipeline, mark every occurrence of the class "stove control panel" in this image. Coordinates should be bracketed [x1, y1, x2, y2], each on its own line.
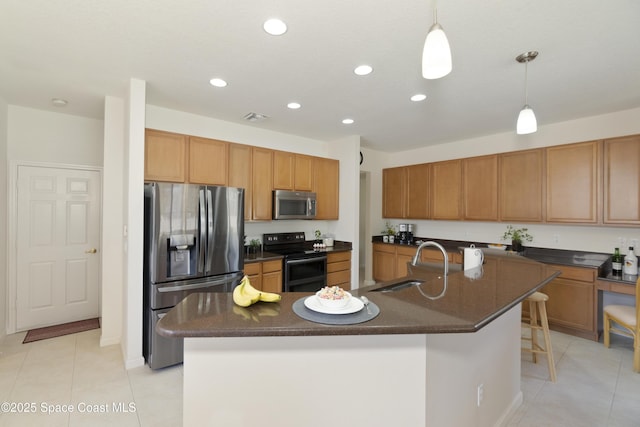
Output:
[263, 232, 306, 246]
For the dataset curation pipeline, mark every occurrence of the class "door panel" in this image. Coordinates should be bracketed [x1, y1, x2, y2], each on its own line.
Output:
[16, 166, 101, 330]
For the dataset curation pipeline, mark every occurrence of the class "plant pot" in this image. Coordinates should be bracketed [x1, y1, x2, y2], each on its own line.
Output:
[511, 240, 523, 253]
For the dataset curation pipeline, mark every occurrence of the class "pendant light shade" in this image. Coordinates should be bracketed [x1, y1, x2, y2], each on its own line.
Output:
[422, 9, 452, 80]
[517, 105, 537, 135]
[516, 51, 538, 135]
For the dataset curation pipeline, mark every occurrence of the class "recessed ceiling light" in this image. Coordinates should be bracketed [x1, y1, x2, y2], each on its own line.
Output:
[354, 65, 373, 76]
[287, 102, 301, 109]
[342, 118, 355, 125]
[51, 98, 68, 107]
[264, 18, 287, 36]
[411, 94, 427, 102]
[209, 78, 227, 87]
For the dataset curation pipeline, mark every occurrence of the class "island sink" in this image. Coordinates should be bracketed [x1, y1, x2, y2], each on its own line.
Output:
[371, 279, 425, 292]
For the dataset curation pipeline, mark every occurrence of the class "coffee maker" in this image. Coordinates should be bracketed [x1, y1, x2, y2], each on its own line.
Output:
[398, 224, 415, 244]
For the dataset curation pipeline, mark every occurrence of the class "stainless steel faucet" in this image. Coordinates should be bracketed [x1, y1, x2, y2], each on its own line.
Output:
[411, 241, 449, 276]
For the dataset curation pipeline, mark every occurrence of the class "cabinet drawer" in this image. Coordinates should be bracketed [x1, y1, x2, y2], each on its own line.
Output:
[327, 251, 351, 263]
[244, 262, 261, 275]
[328, 270, 350, 287]
[550, 264, 596, 283]
[396, 245, 417, 257]
[262, 259, 282, 273]
[328, 260, 350, 273]
[373, 243, 396, 254]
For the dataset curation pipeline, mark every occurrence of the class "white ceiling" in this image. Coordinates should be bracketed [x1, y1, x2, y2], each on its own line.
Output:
[1, 0, 639, 152]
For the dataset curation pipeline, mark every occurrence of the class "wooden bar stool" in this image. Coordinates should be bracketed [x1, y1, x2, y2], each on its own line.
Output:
[522, 291, 557, 382]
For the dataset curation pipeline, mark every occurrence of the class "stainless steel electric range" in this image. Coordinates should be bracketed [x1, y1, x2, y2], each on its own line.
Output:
[263, 232, 327, 292]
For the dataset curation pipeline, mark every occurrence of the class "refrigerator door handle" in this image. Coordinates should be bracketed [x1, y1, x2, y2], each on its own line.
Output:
[156, 272, 243, 293]
[198, 189, 206, 274]
[206, 188, 214, 273]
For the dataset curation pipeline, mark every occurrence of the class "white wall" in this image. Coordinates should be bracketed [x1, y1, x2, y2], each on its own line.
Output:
[0, 96, 8, 340]
[101, 96, 125, 347]
[7, 105, 103, 166]
[360, 107, 640, 282]
[122, 79, 146, 369]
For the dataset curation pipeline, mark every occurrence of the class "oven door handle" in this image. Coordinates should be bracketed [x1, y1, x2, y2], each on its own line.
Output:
[286, 256, 327, 265]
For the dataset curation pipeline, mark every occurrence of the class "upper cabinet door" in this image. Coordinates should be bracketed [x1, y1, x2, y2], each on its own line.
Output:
[406, 163, 430, 219]
[144, 129, 187, 183]
[499, 149, 544, 222]
[294, 154, 313, 191]
[382, 167, 406, 219]
[228, 143, 252, 220]
[431, 160, 462, 220]
[252, 148, 274, 221]
[188, 136, 229, 185]
[313, 157, 339, 220]
[463, 155, 498, 221]
[273, 151, 295, 190]
[604, 135, 640, 225]
[546, 141, 600, 223]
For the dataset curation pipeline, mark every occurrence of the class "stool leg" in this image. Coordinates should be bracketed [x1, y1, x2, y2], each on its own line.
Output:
[538, 301, 557, 382]
[634, 334, 639, 373]
[529, 300, 538, 363]
[603, 313, 611, 348]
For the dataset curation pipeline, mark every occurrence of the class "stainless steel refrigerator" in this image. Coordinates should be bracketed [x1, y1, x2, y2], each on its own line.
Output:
[143, 182, 244, 369]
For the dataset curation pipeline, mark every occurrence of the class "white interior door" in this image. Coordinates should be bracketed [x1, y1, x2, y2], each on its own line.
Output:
[16, 165, 101, 330]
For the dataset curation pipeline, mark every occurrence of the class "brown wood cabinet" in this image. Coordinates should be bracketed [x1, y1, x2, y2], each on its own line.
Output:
[406, 163, 430, 219]
[252, 148, 274, 221]
[604, 135, 640, 224]
[382, 167, 406, 218]
[244, 259, 283, 293]
[327, 251, 352, 290]
[536, 264, 597, 341]
[313, 157, 339, 220]
[372, 243, 397, 282]
[188, 136, 228, 185]
[145, 129, 340, 221]
[228, 143, 252, 220]
[372, 242, 459, 282]
[431, 160, 462, 220]
[499, 149, 544, 222]
[463, 155, 498, 221]
[546, 141, 600, 223]
[144, 129, 187, 182]
[294, 154, 313, 191]
[274, 152, 314, 191]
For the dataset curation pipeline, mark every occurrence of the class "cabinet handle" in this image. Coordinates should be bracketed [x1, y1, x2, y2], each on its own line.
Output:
[85, 248, 97, 254]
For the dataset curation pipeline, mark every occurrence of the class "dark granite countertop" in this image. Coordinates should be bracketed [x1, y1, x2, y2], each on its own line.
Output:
[373, 236, 612, 272]
[157, 252, 560, 338]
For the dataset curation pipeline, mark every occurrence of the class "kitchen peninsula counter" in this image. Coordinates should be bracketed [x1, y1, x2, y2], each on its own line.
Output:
[158, 253, 560, 427]
[158, 252, 559, 338]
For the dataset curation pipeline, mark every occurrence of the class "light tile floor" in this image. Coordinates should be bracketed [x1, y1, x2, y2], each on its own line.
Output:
[0, 327, 638, 426]
[0, 329, 181, 427]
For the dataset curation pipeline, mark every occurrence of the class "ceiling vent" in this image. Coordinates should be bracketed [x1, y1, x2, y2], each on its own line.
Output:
[243, 112, 268, 122]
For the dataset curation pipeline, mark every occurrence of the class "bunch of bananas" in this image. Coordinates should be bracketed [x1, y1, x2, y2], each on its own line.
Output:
[232, 275, 281, 307]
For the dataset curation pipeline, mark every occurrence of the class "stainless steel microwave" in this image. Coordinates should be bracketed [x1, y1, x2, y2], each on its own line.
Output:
[273, 190, 317, 220]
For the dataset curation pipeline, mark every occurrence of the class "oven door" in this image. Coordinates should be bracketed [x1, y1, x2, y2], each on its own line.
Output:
[284, 255, 327, 292]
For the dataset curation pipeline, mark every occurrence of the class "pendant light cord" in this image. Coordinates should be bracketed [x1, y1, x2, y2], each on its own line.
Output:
[524, 60, 529, 105]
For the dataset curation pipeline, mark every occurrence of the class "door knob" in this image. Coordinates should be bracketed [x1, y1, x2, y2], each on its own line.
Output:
[85, 248, 97, 254]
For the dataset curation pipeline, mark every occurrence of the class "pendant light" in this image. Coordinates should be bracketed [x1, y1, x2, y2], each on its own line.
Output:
[516, 51, 538, 135]
[421, 6, 452, 80]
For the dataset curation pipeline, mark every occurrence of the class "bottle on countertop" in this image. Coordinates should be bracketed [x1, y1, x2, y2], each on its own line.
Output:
[611, 247, 623, 276]
[623, 246, 638, 276]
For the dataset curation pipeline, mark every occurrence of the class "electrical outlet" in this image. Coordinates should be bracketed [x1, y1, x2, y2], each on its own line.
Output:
[477, 383, 484, 407]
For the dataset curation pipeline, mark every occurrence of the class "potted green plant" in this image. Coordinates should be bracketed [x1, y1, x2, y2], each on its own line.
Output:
[501, 225, 533, 252]
[381, 221, 396, 243]
[249, 238, 261, 256]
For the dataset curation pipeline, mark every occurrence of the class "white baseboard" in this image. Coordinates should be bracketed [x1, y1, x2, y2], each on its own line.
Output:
[495, 390, 524, 427]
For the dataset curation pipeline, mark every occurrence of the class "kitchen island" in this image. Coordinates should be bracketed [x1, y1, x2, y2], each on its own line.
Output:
[158, 252, 560, 427]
